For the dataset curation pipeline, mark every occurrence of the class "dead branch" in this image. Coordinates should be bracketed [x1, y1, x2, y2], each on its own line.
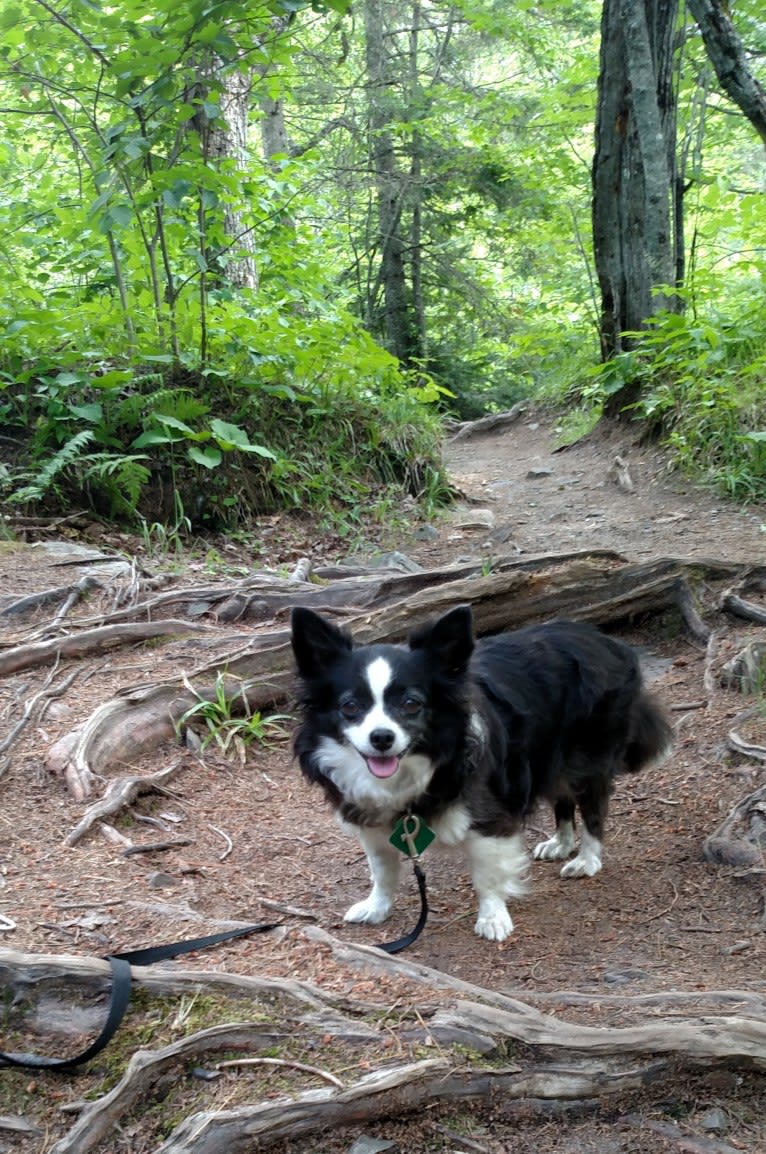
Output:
[0, 666, 80, 775]
[63, 763, 183, 841]
[447, 401, 528, 441]
[4, 940, 766, 1154]
[149, 1059, 669, 1154]
[0, 619, 212, 677]
[0, 575, 101, 622]
[721, 588, 766, 626]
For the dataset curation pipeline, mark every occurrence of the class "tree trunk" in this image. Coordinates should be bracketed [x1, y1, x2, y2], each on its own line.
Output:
[362, 0, 418, 365]
[205, 64, 259, 291]
[592, 0, 680, 413]
[687, 0, 766, 146]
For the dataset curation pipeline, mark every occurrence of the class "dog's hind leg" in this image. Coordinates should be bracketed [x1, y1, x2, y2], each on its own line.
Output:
[467, 832, 529, 941]
[560, 777, 611, 879]
[533, 799, 577, 862]
[344, 826, 401, 925]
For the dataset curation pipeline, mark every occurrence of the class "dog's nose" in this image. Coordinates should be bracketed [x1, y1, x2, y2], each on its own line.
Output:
[369, 728, 395, 752]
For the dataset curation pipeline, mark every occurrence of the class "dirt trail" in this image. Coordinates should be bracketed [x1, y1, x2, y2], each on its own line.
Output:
[1, 410, 765, 1154]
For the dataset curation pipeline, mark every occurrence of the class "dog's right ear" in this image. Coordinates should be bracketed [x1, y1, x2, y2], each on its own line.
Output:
[291, 607, 353, 677]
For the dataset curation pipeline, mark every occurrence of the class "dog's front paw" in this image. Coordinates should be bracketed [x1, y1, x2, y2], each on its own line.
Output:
[344, 896, 392, 925]
[474, 898, 513, 942]
[560, 852, 602, 879]
[533, 834, 573, 861]
[533, 822, 577, 861]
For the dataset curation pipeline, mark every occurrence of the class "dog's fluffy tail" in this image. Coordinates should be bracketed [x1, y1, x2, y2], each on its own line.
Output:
[623, 692, 673, 773]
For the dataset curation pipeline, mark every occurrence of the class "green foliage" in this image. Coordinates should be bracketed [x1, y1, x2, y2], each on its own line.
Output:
[179, 672, 291, 762]
[0, 0, 765, 530]
[580, 271, 766, 500]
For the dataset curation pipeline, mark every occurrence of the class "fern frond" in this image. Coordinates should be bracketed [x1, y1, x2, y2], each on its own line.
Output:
[10, 429, 95, 504]
[81, 453, 151, 515]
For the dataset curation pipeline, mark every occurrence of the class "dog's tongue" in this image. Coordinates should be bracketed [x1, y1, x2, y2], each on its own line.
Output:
[367, 756, 400, 779]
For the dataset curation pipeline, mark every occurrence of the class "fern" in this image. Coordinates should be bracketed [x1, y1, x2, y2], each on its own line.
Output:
[145, 388, 210, 424]
[81, 453, 151, 516]
[10, 429, 95, 504]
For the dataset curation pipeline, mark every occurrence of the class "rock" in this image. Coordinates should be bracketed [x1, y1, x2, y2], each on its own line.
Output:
[347, 1137, 399, 1154]
[148, 872, 177, 889]
[526, 467, 554, 479]
[447, 507, 495, 530]
[602, 968, 649, 985]
[367, 551, 422, 573]
[698, 1106, 729, 1133]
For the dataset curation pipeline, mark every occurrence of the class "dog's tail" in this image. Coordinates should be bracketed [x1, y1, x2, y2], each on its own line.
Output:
[623, 692, 673, 773]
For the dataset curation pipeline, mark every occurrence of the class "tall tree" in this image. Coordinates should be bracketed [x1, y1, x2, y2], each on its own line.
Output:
[362, 0, 420, 365]
[592, 0, 681, 415]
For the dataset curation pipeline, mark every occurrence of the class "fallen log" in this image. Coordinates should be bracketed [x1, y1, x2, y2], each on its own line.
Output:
[3, 939, 765, 1154]
[45, 553, 719, 784]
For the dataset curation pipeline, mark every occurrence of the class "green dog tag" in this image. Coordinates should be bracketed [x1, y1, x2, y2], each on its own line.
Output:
[390, 814, 435, 858]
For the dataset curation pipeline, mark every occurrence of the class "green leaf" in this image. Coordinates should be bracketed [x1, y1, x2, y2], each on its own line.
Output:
[188, 445, 222, 468]
[209, 419, 276, 458]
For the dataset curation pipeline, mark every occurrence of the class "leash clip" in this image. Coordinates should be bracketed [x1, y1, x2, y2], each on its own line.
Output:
[401, 813, 422, 860]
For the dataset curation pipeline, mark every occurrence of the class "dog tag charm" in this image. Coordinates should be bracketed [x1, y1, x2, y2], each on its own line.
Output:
[389, 814, 435, 858]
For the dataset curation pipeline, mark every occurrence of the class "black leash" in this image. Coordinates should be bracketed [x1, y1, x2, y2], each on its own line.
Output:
[1, 818, 434, 1068]
[375, 813, 432, 955]
[0, 922, 279, 1072]
[375, 860, 428, 954]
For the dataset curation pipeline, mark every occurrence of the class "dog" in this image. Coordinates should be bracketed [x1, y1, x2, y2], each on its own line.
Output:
[290, 604, 672, 942]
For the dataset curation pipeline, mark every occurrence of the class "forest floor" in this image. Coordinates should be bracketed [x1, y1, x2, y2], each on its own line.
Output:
[1, 408, 766, 1153]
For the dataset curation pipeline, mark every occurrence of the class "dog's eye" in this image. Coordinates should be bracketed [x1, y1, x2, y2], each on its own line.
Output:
[340, 700, 361, 720]
[400, 696, 422, 716]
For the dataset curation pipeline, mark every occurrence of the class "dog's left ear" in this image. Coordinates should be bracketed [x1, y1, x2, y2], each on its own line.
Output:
[291, 607, 353, 677]
[409, 604, 474, 673]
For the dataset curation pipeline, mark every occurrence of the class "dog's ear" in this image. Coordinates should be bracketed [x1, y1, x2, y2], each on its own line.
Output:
[291, 607, 353, 677]
[408, 604, 474, 673]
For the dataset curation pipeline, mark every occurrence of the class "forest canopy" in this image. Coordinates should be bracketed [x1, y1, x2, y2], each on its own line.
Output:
[0, 0, 765, 529]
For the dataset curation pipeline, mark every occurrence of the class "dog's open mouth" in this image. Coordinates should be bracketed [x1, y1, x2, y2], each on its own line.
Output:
[366, 755, 400, 779]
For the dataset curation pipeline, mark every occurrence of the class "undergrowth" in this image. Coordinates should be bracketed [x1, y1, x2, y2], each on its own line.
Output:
[577, 281, 766, 503]
[0, 354, 448, 533]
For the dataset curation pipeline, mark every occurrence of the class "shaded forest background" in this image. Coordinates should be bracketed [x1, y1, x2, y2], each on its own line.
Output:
[1, 0, 765, 535]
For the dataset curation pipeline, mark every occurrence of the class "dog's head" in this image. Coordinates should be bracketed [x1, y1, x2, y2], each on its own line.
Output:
[291, 605, 474, 786]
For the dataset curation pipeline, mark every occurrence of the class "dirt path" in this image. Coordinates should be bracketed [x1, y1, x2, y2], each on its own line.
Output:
[1, 410, 765, 1154]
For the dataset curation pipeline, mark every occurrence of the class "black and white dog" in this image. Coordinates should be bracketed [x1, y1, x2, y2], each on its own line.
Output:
[291, 605, 671, 942]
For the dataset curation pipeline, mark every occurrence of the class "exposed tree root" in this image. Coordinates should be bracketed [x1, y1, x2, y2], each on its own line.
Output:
[2, 938, 765, 1154]
[63, 763, 182, 831]
[0, 619, 212, 676]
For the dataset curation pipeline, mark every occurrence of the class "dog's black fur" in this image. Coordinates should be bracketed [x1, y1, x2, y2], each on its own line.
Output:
[291, 604, 672, 940]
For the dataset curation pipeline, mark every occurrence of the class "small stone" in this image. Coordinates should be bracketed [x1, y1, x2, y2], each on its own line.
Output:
[367, 551, 422, 573]
[602, 968, 649, 985]
[526, 467, 553, 479]
[148, 872, 177, 889]
[698, 1106, 729, 1134]
[347, 1138, 399, 1154]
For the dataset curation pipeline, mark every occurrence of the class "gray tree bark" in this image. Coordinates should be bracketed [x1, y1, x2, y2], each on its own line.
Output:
[362, 0, 418, 365]
[592, 0, 680, 413]
[687, 0, 766, 146]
